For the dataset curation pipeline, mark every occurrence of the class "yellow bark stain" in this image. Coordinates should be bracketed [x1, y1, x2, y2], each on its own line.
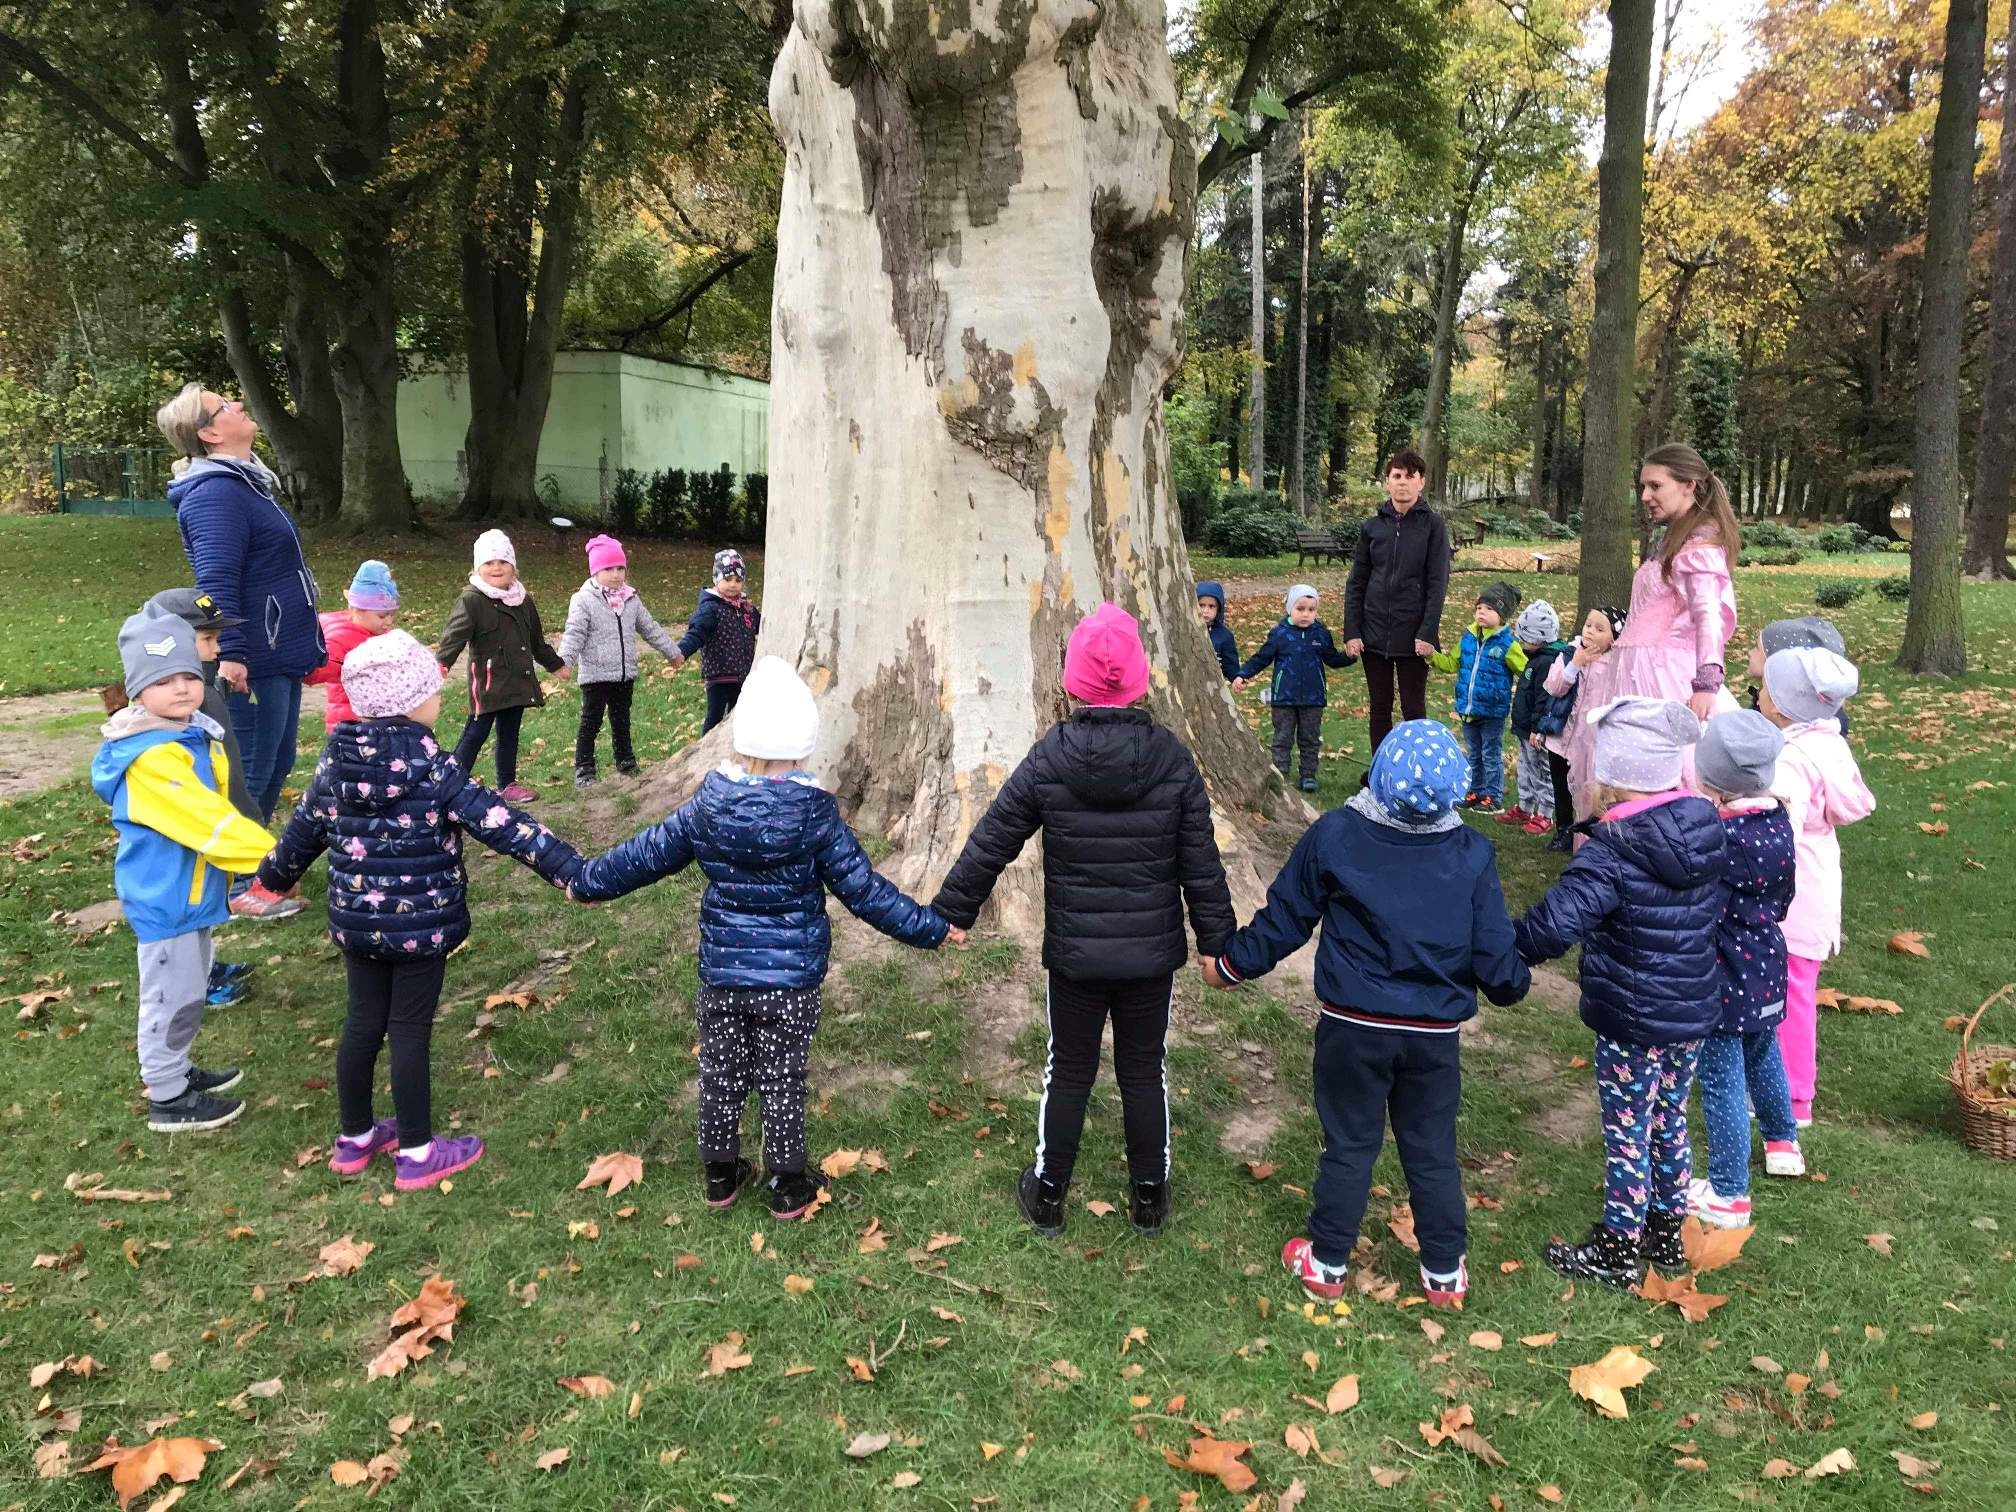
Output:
[1014, 340, 1038, 386]
[1151, 665, 1170, 690]
[950, 763, 1009, 850]
[937, 375, 981, 418]
[1044, 440, 1074, 551]
[804, 665, 832, 696]
[938, 667, 955, 713]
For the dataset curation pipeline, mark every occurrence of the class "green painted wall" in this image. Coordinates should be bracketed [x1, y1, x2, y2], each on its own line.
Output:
[399, 351, 769, 509]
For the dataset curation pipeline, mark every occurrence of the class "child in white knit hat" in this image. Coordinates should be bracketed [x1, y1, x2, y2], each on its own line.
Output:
[570, 657, 962, 1220]
[436, 529, 569, 802]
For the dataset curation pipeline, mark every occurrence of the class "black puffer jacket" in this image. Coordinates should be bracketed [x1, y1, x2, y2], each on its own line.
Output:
[1343, 501, 1452, 655]
[1513, 791, 1729, 1046]
[932, 708, 1236, 980]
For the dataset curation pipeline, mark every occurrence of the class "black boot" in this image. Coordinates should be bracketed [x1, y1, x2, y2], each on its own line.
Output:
[1544, 829, 1573, 853]
[1543, 1224, 1640, 1288]
[1129, 1178, 1171, 1236]
[1016, 1164, 1066, 1238]
[764, 1166, 828, 1221]
[703, 1157, 753, 1209]
[1641, 1211, 1688, 1277]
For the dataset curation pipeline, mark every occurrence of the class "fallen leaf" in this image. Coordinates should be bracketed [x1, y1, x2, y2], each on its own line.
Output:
[846, 1357, 874, 1382]
[539, 1060, 574, 1084]
[1244, 1161, 1277, 1180]
[821, 1148, 864, 1178]
[1520, 1333, 1559, 1347]
[557, 1376, 615, 1398]
[1805, 1447, 1855, 1479]
[1888, 931, 1931, 959]
[535, 1446, 571, 1471]
[365, 1276, 466, 1380]
[244, 1377, 283, 1400]
[1674, 1456, 1709, 1471]
[318, 1235, 374, 1277]
[889, 1470, 921, 1488]
[925, 1232, 963, 1253]
[1050, 1358, 1084, 1382]
[1368, 1465, 1408, 1488]
[784, 1274, 815, 1296]
[1891, 1450, 1942, 1478]
[1907, 1411, 1938, 1429]
[1751, 1356, 1783, 1375]
[1787, 1372, 1812, 1395]
[1468, 1330, 1503, 1352]
[856, 1218, 889, 1254]
[1086, 1200, 1117, 1217]
[35, 1439, 71, 1478]
[703, 1333, 753, 1376]
[1419, 1316, 1446, 1344]
[1162, 1435, 1257, 1494]
[1538, 1488, 1563, 1504]
[566, 1220, 600, 1241]
[1864, 1232, 1896, 1259]
[1918, 821, 1948, 836]
[1387, 1204, 1419, 1251]
[330, 1461, 369, 1487]
[1283, 1423, 1316, 1458]
[1120, 1324, 1147, 1352]
[1278, 1476, 1308, 1511]
[84, 1436, 223, 1510]
[1762, 1459, 1799, 1479]
[1638, 1269, 1729, 1322]
[1498, 1259, 1524, 1274]
[1324, 1375, 1360, 1414]
[1417, 1404, 1506, 1467]
[980, 1442, 1003, 1460]
[1681, 1218, 1754, 1273]
[783, 1364, 815, 1378]
[1571, 1345, 1656, 1419]
[149, 1350, 173, 1373]
[576, 1152, 645, 1198]
[844, 1432, 890, 1459]
[675, 1252, 703, 1271]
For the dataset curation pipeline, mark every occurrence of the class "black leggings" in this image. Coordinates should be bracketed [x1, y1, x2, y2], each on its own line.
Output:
[1361, 651, 1430, 759]
[703, 680, 743, 734]
[1548, 748, 1575, 833]
[454, 705, 523, 786]
[1037, 972, 1173, 1186]
[575, 680, 636, 773]
[338, 954, 447, 1148]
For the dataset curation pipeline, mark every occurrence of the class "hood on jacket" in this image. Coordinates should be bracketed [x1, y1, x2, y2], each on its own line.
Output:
[167, 454, 281, 508]
[1052, 708, 1180, 810]
[91, 707, 224, 795]
[1195, 582, 1228, 622]
[1597, 793, 1726, 890]
[1789, 725, 1878, 827]
[695, 768, 821, 866]
[318, 718, 445, 819]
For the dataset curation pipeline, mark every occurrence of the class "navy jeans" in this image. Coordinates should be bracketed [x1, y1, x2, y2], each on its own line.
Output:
[1463, 715, 1506, 803]
[228, 675, 304, 823]
[1697, 1029, 1797, 1196]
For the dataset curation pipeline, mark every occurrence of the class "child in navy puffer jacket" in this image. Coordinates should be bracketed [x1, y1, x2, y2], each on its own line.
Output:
[1514, 697, 1728, 1288]
[1233, 584, 1355, 792]
[572, 657, 956, 1220]
[1686, 711, 1801, 1232]
[1428, 581, 1526, 812]
[261, 632, 583, 1193]
[1195, 581, 1239, 680]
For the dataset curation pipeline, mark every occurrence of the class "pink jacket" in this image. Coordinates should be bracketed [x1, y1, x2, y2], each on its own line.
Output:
[1773, 721, 1875, 959]
[306, 613, 384, 730]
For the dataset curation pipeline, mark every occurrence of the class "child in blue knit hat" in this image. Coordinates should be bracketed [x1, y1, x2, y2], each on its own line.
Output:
[308, 560, 402, 733]
[1204, 719, 1529, 1310]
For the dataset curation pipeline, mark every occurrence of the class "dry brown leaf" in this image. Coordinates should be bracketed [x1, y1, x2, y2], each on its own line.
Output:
[856, 1217, 889, 1254]
[1787, 1372, 1812, 1395]
[1865, 1232, 1896, 1259]
[35, 1439, 71, 1478]
[365, 1276, 465, 1380]
[846, 1356, 874, 1382]
[557, 1376, 615, 1398]
[1891, 1450, 1942, 1479]
[318, 1235, 374, 1277]
[534, 1446, 571, 1471]
[1244, 1161, 1277, 1180]
[1805, 1448, 1855, 1479]
[1387, 1204, 1419, 1252]
[844, 1432, 890, 1458]
[889, 1470, 921, 1489]
[1050, 1358, 1085, 1382]
[84, 1436, 223, 1510]
[244, 1377, 283, 1400]
[1520, 1332, 1559, 1347]
[1419, 1316, 1446, 1344]
[1283, 1423, 1316, 1458]
[1277, 1476, 1308, 1512]
[330, 1460, 369, 1487]
[924, 1232, 962, 1253]
[1888, 931, 1931, 958]
[1751, 1355, 1783, 1375]
[1681, 1217, 1754, 1273]
[1468, 1330, 1504, 1352]
[1907, 1411, 1938, 1429]
[1538, 1488, 1564, 1504]
[1416, 1404, 1506, 1467]
[1761, 1459, 1799, 1479]
[820, 1148, 864, 1178]
[1368, 1465, 1408, 1488]
[1570, 1346, 1655, 1419]
[1086, 1199, 1117, 1217]
[69, 1185, 172, 1204]
[703, 1333, 753, 1376]
[1324, 1375, 1360, 1414]
[784, 1274, 815, 1296]
[1918, 821, 1949, 836]
[1162, 1435, 1257, 1495]
[576, 1152, 644, 1198]
[980, 1442, 1003, 1461]
[1638, 1268, 1729, 1322]
[1674, 1456, 1709, 1471]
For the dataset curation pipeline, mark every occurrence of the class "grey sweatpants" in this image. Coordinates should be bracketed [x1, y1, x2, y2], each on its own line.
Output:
[1514, 741, 1554, 818]
[138, 929, 213, 1103]
[1270, 704, 1323, 780]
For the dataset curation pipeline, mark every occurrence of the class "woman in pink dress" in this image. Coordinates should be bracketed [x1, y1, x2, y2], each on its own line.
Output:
[1610, 444, 1741, 724]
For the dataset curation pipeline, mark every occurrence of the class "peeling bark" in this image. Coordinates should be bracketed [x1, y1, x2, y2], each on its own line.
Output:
[642, 0, 1300, 939]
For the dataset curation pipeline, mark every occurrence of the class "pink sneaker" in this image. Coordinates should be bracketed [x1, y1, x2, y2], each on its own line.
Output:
[1422, 1258, 1468, 1309]
[497, 781, 539, 803]
[329, 1118, 398, 1175]
[230, 880, 305, 920]
[393, 1134, 485, 1191]
[1686, 1177, 1752, 1228]
[1763, 1140, 1806, 1178]
[1281, 1236, 1346, 1302]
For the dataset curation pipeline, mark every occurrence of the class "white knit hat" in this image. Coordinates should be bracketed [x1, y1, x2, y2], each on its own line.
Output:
[472, 528, 516, 569]
[732, 656, 818, 762]
[1764, 647, 1858, 725]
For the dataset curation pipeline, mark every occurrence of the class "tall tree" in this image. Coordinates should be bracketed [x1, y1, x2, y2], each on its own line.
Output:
[1249, 126, 1268, 488]
[1898, 0, 1983, 674]
[1577, 0, 1657, 615]
[1966, 0, 2016, 580]
[1291, 114, 1314, 514]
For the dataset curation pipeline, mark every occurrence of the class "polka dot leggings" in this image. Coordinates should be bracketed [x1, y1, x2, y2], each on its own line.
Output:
[695, 982, 822, 1174]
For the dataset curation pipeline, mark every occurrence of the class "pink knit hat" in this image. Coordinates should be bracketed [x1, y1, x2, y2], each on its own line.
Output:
[586, 533, 627, 574]
[1063, 602, 1151, 707]
[341, 629, 445, 720]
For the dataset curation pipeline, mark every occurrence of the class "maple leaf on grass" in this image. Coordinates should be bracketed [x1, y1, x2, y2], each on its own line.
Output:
[365, 1277, 466, 1380]
[1162, 1435, 1257, 1494]
[318, 1234, 374, 1277]
[84, 1435, 224, 1510]
[576, 1152, 644, 1198]
[1680, 1217, 1753, 1273]
[821, 1148, 864, 1178]
[844, 1432, 890, 1458]
[1888, 930, 1931, 958]
[1323, 1375, 1360, 1414]
[1417, 1404, 1506, 1467]
[1570, 1346, 1655, 1419]
[557, 1376, 616, 1398]
[535, 1446, 571, 1471]
[1637, 1269, 1729, 1322]
[702, 1333, 753, 1376]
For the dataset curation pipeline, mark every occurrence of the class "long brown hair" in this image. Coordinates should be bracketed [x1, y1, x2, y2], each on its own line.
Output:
[1644, 443, 1740, 581]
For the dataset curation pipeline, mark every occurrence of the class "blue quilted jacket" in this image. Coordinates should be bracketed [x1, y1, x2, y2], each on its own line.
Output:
[1713, 803, 1797, 1035]
[1447, 623, 1521, 720]
[1235, 619, 1355, 706]
[1514, 790, 1729, 1046]
[572, 769, 949, 988]
[259, 718, 582, 958]
[170, 457, 326, 680]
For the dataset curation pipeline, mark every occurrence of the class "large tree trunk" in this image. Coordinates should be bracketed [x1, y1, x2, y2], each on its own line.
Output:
[1248, 129, 1267, 490]
[1530, 324, 1553, 515]
[1421, 194, 1473, 502]
[1900, 0, 1984, 672]
[217, 278, 344, 524]
[1290, 121, 1313, 516]
[328, 267, 415, 531]
[1966, 0, 2016, 579]
[637, 0, 1299, 934]
[1577, 0, 1655, 616]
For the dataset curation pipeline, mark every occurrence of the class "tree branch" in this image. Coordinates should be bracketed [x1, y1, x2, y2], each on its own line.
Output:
[0, 29, 193, 184]
[1194, 0, 1290, 191]
[609, 249, 762, 348]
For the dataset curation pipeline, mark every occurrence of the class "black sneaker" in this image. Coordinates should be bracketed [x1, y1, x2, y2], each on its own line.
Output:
[147, 1088, 245, 1133]
[574, 769, 598, 790]
[1544, 829, 1574, 853]
[704, 1157, 754, 1209]
[1129, 1178, 1171, 1236]
[187, 1065, 244, 1096]
[765, 1167, 828, 1221]
[1641, 1211, 1687, 1277]
[1543, 1224, 1640, 1288]
[1016, 1163, 1066, 1238]
[615, 760, 640, 777]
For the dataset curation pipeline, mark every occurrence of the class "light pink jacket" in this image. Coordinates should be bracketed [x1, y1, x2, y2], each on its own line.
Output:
[1773, 721, 1875, 959]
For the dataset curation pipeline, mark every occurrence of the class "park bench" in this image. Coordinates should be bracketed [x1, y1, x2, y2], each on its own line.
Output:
[1450, 516, 1488, 549]
[1293, 527, 1356, 567]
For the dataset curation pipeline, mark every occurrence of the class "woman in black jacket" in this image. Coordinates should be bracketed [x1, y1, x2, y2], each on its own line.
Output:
[1342, 450, 1452, 763]
[932, 605, 1235, 1240]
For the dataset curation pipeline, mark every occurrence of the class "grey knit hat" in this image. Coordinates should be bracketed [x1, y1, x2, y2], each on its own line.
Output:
[1477, 581, 1521, 623]
[1697, 709, 1783, 798]
[119, 607, 203, 698]
[1589, 696, 1702, 791]
[1760, 616, 1846, 658]
[1515, 600, 1560, 645]
[1764, 647, 1858, 725]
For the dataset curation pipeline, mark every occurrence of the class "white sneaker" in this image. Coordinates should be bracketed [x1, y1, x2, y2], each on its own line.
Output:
[1794, 1117, 1813, 1131]
[1763, 1140, 1806, 1178]
[1686, 1176, 1752, 1229]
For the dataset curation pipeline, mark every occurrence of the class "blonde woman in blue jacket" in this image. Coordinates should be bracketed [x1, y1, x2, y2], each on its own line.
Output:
[93, 609, 275, 1134]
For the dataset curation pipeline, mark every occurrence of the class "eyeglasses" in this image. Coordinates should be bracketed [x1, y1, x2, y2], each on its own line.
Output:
[200, 397, 237, 428]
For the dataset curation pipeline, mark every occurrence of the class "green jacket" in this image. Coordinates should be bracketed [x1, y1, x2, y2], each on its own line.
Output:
[437, 587, 565, 715]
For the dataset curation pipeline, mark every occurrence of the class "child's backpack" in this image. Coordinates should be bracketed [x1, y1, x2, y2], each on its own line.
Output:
[1534, 676, 1578, 738]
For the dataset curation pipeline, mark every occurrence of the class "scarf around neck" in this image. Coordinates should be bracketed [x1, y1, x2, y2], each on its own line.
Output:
[469, 572, 528, 607]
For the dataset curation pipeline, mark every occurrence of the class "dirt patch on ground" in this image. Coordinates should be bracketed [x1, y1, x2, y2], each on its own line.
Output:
[0, 690, 110, 799]
[1525, 1083, 1600, 1146]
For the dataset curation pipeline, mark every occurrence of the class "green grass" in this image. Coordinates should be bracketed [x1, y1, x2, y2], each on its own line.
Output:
[2, 523, 2013, 1509]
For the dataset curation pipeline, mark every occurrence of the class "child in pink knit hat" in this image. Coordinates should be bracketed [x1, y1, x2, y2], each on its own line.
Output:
[933, 601, 1235, 1241]
[557, 534, 681, 788]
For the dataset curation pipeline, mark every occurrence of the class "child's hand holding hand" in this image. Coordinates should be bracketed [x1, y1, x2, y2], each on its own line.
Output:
[1528, 733, 1545, 750]
[1231, 676, 1249, 693]
[945, 926, 967, 946]
[1413, 638, 1436, 658]
[1198, 955, 1228, 989]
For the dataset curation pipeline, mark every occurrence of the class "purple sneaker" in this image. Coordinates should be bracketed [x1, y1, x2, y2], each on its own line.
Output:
[329, 1118, 399, 1176]
[394, 1134, 485, 1191]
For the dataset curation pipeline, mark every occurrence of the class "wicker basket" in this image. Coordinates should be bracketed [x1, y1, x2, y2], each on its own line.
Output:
[1947, 984, 2016, 1161]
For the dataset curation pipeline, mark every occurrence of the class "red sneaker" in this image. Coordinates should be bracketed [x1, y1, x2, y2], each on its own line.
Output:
[1281, 1236, 1346, 1302]
[1493, 805, 1529, 825]
[1422, 1258, 1468, 1309]
[1522, 815, 1553, 835]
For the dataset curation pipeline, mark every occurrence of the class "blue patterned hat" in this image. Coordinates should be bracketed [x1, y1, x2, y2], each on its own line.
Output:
[1369, 719, 1470, 823]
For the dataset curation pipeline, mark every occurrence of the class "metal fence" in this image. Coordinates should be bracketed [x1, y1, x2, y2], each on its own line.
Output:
[52, 444, 176, 517]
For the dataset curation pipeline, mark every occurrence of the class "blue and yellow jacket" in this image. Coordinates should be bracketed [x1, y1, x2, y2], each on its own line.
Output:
[91, 707, 274, 943]
[1430, 620, 1528, 720]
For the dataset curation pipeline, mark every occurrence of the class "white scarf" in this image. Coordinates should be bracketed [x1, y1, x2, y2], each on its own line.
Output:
[468, 571, 527, 607]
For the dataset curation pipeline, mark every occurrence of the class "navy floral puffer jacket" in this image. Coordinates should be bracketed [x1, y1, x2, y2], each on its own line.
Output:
[571, 767, 948, 988]
[1513, 791, 1729, 1046]
[259, 718, 582, 958]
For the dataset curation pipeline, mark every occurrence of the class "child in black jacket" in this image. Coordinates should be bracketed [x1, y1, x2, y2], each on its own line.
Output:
[1505, 600, 1570, 836]
[672, 548, 760, 733]
[933, 604, 1235, 1238]
[1204, 720, 1528, 1309]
